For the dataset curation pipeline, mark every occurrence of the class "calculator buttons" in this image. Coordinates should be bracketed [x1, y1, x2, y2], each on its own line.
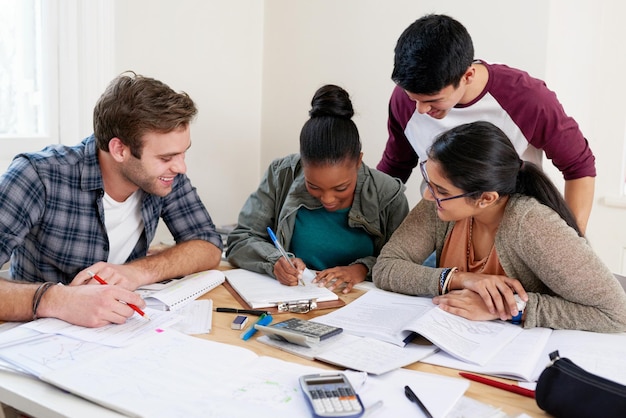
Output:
[275, 318, 342, 340]
[309, 389, 361, 415]
[300, 373, 364, 418]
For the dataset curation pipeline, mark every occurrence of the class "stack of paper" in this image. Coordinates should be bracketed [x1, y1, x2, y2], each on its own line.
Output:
[35, 329, 469, 418]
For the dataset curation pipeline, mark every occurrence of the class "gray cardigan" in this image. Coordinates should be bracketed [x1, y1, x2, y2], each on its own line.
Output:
[373, 195, 626, 332]
[227, 154, 409, 279]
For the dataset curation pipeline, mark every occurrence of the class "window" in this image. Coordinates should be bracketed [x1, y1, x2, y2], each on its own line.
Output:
[0, 0, 114, 172]
[0, 0, 58, 167]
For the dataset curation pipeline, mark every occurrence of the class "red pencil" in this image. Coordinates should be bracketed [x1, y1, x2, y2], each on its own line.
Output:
[88, 271, 150, 320]
[459, 372, 535, 398]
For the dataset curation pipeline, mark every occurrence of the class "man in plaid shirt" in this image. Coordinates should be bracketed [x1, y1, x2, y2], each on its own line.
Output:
[0, 72, 223, 327]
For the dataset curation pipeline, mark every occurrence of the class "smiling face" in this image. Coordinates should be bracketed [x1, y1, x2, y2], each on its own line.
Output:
[302, 157, 361, 211]
[404, 66, 477, 120]
[120, 126, 191, 197]
[405, 83, 468, 120]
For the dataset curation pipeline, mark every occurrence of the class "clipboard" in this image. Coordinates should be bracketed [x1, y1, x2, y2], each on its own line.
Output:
[223, 280, 345, 315]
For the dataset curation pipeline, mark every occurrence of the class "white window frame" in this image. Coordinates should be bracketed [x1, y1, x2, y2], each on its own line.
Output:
[58, 0, 115, 145]
[0, 0, 114, 171]
[0, 0, 58, 163]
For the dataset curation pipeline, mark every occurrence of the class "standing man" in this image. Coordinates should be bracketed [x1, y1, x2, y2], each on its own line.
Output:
[0, 72, 223, 327]
[377, 14, 595, 233]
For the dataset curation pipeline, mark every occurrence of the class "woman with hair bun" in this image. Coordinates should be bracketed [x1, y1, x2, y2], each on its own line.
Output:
[227, 85, 409, 293]
[373, 121, 626, 332]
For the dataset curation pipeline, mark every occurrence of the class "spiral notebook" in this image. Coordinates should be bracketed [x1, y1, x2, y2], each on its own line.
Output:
[138, 270, 225, 311]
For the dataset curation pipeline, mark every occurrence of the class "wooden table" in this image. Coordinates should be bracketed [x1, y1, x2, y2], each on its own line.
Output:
[201, 278, 548, 417]
[0, 266, 549, 417]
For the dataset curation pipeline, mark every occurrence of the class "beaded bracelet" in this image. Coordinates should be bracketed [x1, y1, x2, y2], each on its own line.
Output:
[32, 281, 56, 320]
[439, 267, 458, 295]
[442, 267, 458, 295]
[439, 268, 452, 294]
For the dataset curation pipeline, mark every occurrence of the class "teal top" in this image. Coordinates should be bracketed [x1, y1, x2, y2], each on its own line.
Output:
[290, 206, 375, 271]
[227, 154, 409, 280]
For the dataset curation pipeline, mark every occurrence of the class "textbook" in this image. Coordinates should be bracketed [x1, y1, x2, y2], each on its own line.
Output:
[312, 289, 523, 366]
[224, 268, 340, 310]
[137, 269, 225, 311]
[422, 327, 626, 383]
[313, 289, 626, 382]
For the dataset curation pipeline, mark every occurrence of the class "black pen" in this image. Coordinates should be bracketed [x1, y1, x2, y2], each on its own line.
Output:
[404, 385, 433, 418]
[215, 307, 269, 316]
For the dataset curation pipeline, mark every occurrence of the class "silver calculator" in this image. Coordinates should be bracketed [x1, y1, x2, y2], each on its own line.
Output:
[299, 373, 364, 418]
[255, 318, 343, 347]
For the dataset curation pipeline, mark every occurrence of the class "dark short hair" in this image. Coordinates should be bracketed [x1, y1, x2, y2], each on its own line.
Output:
[392, 14, 474, 95]
[299, 84, 361, 165]
[93, 71, 197, 158]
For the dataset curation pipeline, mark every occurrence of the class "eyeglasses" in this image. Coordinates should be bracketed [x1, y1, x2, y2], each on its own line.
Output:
[419, 160, 477, 208]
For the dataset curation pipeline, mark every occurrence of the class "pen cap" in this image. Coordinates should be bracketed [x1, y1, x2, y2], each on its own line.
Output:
[254, 314, 273, 328]
[266, 227, 278, 242]
[241, 314, 273, 340]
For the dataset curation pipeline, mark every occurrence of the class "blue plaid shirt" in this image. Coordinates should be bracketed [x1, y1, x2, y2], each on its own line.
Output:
[0, 135, 223, 284]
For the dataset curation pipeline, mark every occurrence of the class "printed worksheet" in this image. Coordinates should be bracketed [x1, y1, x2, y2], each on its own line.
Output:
[22, 309, 181, 346]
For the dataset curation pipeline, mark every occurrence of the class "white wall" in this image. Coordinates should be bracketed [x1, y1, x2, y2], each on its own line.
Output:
[110, 0, 625, 271]
[261, 0, 549, 208]
[544, 1, 626, 272]
[114, 0, 264, 235]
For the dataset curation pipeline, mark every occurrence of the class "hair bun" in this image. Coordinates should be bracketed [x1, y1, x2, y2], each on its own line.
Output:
[309, 84, 354, 119]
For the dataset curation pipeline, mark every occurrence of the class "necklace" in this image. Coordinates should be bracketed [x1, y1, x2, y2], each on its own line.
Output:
[467, 217, 496, 273]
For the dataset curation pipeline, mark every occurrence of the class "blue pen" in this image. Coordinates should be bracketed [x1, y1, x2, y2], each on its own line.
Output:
[267, 226, 305, 286]
[241, 313, 273, 341]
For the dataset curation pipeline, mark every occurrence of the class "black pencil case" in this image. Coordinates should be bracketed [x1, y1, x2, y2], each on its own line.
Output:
[535, 350, 626, 418]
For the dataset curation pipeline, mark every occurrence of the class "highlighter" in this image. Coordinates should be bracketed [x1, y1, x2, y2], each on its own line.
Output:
[240, 313, 273, 341]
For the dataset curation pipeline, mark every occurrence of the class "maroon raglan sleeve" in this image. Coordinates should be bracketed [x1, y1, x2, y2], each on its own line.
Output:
[489, 64, 596, 180]
[377, 85, 420, 183]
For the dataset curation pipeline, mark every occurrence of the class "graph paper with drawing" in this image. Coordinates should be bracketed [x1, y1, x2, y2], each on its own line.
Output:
[0, 330, 113, 378]
[41, 329, 325, 418]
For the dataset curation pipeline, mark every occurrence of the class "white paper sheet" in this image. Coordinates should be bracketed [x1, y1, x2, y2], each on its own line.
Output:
[22, 309, 181, 347]
[39, 329, 469, 418]
[169, 299, 214, 334]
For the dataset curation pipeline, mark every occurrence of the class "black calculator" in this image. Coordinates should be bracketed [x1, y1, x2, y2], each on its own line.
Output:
[299, 373, 364, 418]
[254, 318, 343, 347]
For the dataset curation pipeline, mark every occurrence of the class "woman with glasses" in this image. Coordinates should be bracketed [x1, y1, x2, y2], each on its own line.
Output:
[227, 85, 409, 294]
[373, 121, 626, 332]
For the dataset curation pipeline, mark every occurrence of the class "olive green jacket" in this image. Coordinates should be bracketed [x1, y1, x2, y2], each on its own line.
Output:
[227, 154, 409, 279]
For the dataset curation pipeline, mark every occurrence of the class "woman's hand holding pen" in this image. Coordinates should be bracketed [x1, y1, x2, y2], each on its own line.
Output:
[313, 264, 367, 294]
[274, 257, 307, 286]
